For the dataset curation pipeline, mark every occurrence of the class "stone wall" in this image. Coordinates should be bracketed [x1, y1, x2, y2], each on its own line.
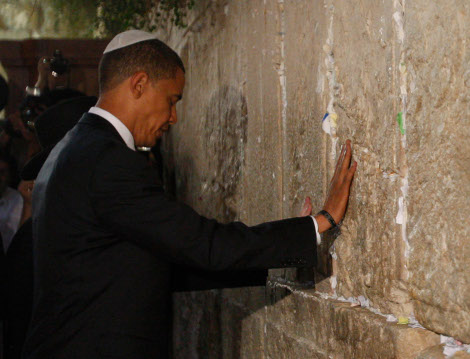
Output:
[157, 0, 470, 358]
[1, 0, 468, 357]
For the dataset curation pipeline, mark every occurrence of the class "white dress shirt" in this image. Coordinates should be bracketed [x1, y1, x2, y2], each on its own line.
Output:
[89, 106, 136, 151]
[311, 215, 321, 245]
[0, 187, 23, 252]
[88, 106, 321, 245]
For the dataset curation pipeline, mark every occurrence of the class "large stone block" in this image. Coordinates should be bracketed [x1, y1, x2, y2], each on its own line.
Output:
[405, 0, 470, 342]
[265, 321, 328, 359]
[172, 290, 222, 358]
[415, 344, 446, 359]
[265, 283, 440, 359]
[160, 0, 285, 226]
[326, 0, 411, 315]
[237, 0, 286, 224]
[280, 0, 329, 218]
[173, 287, 267, 359]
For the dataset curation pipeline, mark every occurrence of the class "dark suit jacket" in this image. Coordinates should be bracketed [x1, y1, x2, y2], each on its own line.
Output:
[22, 114, 317, 359]
[4, 218, 33, 359]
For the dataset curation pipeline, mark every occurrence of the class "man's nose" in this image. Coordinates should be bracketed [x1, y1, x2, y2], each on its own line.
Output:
[169, 107, 177, 124]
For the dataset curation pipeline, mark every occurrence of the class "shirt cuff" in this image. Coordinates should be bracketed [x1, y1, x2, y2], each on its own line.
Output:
[310, 215, 321, 245]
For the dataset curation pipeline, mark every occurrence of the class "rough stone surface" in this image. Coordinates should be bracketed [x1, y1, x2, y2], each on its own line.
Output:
[161, 0, 470, 357]
[415, 345, 446, 359]
[172, 287, 267, 358]
[267, 283, 441, 359]
[173, 285, 441, 358]
[405, 0, 470, 342]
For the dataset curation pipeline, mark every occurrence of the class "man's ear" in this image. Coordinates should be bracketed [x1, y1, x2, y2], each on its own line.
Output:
[129, 71, 149, 99]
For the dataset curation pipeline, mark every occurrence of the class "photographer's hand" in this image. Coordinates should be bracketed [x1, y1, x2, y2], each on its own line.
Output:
[35, 56, 51, 91]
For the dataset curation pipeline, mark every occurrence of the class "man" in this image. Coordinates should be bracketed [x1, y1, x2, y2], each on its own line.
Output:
[23, 30, 356, 358]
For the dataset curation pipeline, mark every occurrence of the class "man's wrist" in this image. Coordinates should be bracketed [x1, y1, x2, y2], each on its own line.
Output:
[313, 213, 332, 233]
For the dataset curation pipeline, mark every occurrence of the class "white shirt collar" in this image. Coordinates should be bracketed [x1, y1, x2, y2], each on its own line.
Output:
[88, 106, 136, 151]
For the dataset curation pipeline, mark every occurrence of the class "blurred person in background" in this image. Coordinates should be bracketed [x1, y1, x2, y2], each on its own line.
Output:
[1, 52, 84, 172]
[0, 151, 23, 254]
[3, 96, 96, 359]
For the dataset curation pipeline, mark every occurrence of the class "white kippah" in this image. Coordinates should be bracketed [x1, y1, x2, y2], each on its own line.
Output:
[103, 30, 157, 54]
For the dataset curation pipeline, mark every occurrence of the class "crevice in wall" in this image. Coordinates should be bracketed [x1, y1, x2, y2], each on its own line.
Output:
[321, 1, 340, 297]
[270, 280, 470, 356]
[393, 0, 410, 281]
[276, 0, 288, 218]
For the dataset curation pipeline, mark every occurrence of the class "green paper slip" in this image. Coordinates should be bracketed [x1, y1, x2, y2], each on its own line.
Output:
[396, 112, 405, 135]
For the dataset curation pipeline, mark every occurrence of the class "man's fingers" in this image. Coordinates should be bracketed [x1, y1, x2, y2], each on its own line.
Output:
[331, 144, 346, 183]
[327, 142, 348, 198]
[299, 196, 312, 216]
[340, 140, 352, 175]
[325, 140, 355, 205]
[333, 140, 351, 181]
[346, 161, 357, 182]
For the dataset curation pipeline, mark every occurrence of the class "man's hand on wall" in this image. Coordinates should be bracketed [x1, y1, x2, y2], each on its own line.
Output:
[299, 196, 313, 217]
[315, 139, 357, 233]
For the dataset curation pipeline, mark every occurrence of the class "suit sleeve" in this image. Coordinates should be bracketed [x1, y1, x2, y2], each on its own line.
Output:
[89, 144, 317, 271]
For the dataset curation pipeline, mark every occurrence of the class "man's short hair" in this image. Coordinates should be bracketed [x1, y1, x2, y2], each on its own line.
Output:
[98, 39, 185, 94]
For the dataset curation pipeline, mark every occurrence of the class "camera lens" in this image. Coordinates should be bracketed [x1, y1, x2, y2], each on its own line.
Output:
[50, 50, 68, 76]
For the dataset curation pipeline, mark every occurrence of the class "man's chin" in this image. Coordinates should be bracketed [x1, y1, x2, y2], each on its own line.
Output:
[136, 140, 157, 149]
[154, 132, 164, 141]
[136, 131, 167, 148]
[156, 129, 169, 139]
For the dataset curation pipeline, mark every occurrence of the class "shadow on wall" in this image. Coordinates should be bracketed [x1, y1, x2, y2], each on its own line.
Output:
[164, 85, 334, 357]
[166, 85, 269, 291]
[200, 85, 248, 222]
[163, 84, 248, 222]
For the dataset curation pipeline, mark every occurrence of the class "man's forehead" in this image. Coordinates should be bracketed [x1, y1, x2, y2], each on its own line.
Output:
[154, 69, 185, 93]
[174, 68, 185, 91]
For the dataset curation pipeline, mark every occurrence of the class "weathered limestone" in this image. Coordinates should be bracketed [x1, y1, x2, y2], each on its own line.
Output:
[405, 0, 470, 342]
[326, 0, 409, 317]
[173, 285, 441, 358]
[416, 345, 447, 359]
[161, 0, 470, 357]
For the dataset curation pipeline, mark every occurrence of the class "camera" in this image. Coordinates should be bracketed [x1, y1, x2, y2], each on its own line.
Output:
[49, 50, 69, 77]
[25, 50, 70, 99]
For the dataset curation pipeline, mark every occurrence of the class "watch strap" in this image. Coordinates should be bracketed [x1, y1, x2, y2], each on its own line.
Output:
[317, 209, 338, 229]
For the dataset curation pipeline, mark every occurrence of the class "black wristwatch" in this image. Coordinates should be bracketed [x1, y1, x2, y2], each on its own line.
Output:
[317, 210, 338, 230]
